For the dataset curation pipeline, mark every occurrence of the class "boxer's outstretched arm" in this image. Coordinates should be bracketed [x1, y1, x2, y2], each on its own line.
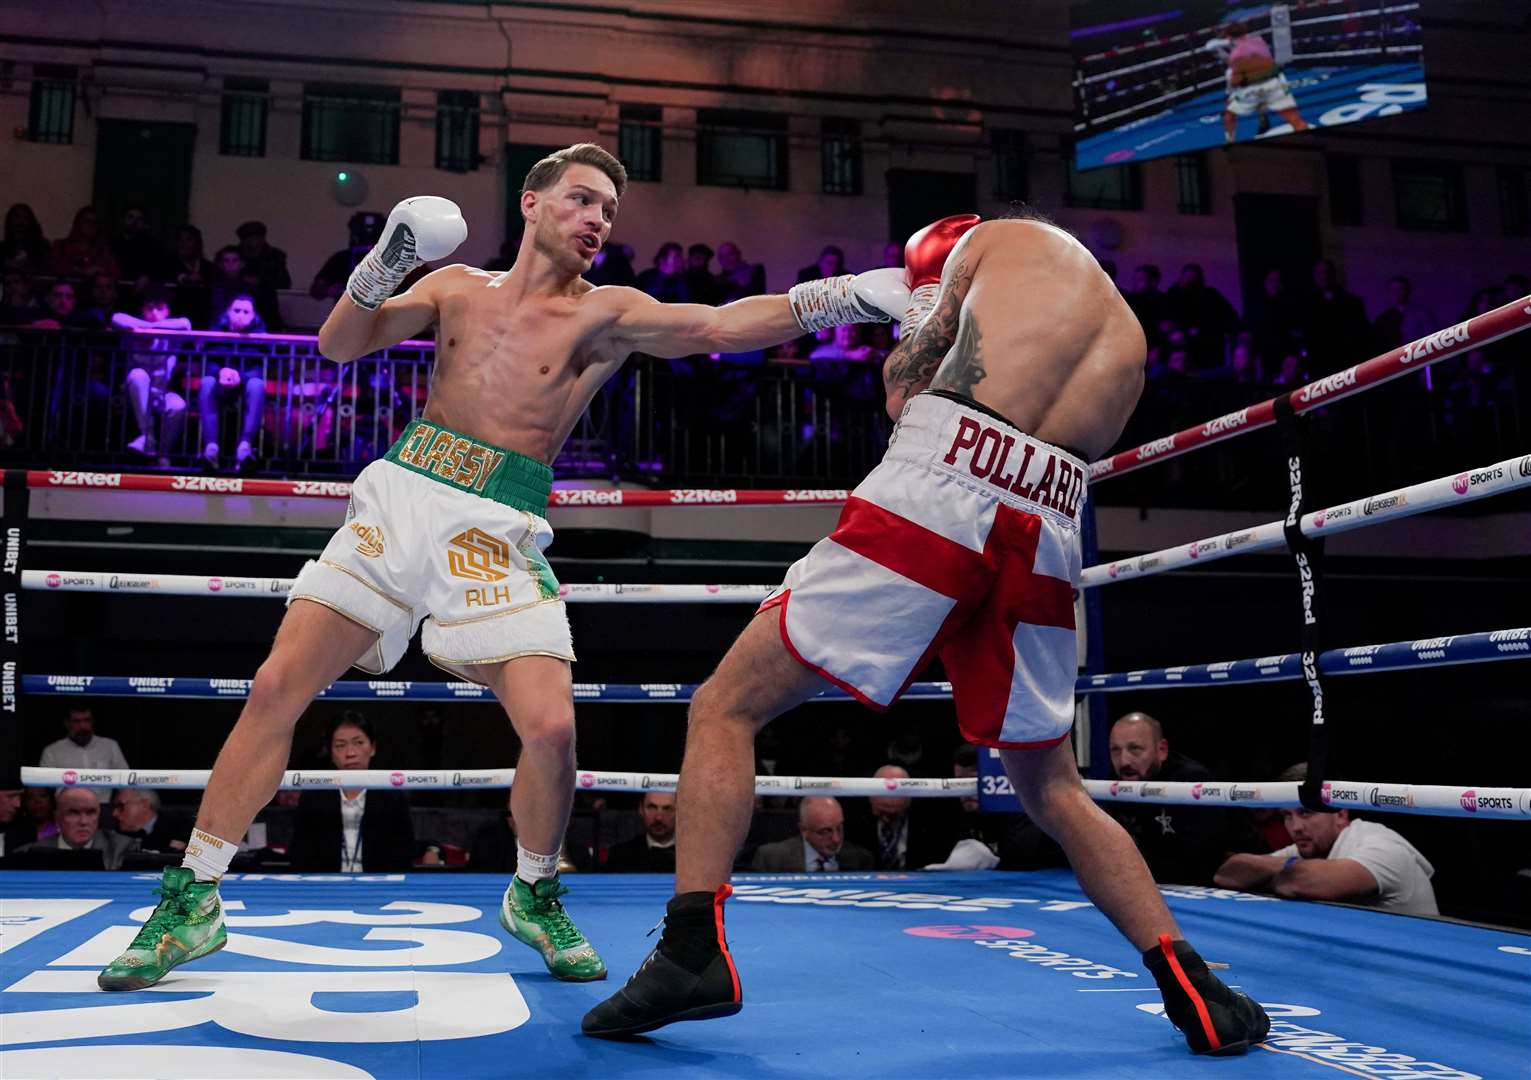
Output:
[606, 289, 801, 359]
[318, 266, 455, 363]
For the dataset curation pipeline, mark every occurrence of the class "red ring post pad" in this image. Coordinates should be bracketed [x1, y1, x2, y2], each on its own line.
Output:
[1090, 293, 1531, 481]
[20, 471, 853, 507]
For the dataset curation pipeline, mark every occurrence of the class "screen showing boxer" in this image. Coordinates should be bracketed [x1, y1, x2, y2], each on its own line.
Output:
[1068, 1, 1426, 170]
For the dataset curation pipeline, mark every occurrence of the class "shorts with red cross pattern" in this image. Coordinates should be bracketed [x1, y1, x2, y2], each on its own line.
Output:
[759, 390, 1088, 749]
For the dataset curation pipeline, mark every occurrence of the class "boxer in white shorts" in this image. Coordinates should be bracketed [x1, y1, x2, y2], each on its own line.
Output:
[591, 209, 1269, 1057]
[1205, 19, 1310, 142]
[292, 417, 571, 681]
[101, 142, 915, 995]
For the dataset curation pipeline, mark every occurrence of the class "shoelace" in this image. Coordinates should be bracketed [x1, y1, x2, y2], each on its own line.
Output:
[529, 882, 585, 952]
[126, 886, 190, 950]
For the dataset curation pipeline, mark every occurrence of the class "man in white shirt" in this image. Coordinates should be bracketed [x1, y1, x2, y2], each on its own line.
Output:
[39, 708, 129, 802]
[1214, 775, 1438, 916]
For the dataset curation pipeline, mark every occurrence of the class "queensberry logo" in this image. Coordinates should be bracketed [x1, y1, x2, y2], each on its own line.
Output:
[1363, 493, 1406, 515]
[1368, 787, 1410, 808]
[1520, 454, 1531, 478]
[451, 772, 492, 786]
[1229, 786, 1258, 802]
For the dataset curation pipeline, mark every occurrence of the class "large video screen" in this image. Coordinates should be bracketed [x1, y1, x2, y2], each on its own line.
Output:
[1070, 2, 1426, 170]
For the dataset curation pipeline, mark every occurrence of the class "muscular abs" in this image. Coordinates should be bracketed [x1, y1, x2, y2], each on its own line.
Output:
[421, 271, 616, 462]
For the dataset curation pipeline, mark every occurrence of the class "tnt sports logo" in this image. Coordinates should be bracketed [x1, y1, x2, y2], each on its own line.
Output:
[578, 772, 596, 788]
[1321, 782, 1333, 804]
[885, 778, 900, 791]
[46, 573, 61, 588]
[62, 769, 78, 785]
[1312, 509, 1326, 528]
[1109, 781, 1120, 797]
[207, 578, 223, 593]
[447, 528, 510, 583]
[390, 771, 405, 787]
[1452, 473, 1470, 495]
[904, 924, 1035, 940]
[1108, 564, 1119, 579]
[1460, 789, 1477, 813]
[1191, 783, 1203, 800]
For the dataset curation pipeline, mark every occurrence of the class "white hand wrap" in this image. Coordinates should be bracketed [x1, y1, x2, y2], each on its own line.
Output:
[900, 283, 941, 341]
[788, 274, 888, 333]
[346, 225, 419, 311]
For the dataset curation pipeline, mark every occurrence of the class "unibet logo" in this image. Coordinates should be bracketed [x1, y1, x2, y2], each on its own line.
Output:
[447, 528, 510, 583]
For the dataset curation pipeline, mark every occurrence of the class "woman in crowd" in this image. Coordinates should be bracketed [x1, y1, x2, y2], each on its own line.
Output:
[290, 711, 415, 872]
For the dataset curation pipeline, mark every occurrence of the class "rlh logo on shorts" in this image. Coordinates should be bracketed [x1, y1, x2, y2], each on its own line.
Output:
[1452, 473, 1470, 495]
[349, 522, 385, 558]
[447, 528, 510, 583]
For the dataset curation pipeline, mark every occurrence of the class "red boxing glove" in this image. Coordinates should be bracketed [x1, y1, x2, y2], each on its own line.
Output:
[904, 213, 982, 288]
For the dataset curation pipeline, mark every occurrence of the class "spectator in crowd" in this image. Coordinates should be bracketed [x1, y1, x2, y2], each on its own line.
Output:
[51, 206, 119, 280]
[110, 788, 183, 852]
[1372, 275, 1437, 351]
[82, 272, 121, 326]
[31, 279, 101, 330]
[39, 707, 129, 803]
[1229, 335, 1262, 391]
[291, 711, 415, 872]
[1166, 262, 1238, 369]
[851, 764, 948, 871]
[752, 796, 872, 872]
[116, 288, 192, 464]
[1214, 764, 1438, 915]
[1270, 350, 1308, 390]
[635, 241, 691, 302]
[1303, 258, 1372, 376]
[715, 241, 767, 304]
[684, 243, 718, 305]
[209, 245, 251, 320]
[199, 294, 268, 471]
[18, 788, 58, 846]
[1246, 268, 1304, 368]
[312, 212, 387, 303]
[471, 792, 518, 871]
[0, 775, 23, 857]
[809, 323, 873, 362]
[170, 225, 217, 327]
[236, 220, 291, 293]
[110, 205, 170, 284]
[1105, 712, 1250, 886]
[604, 792, 677, 872]
[16, 787, 139, 869]
[2, 202, 50, 272]
[1124, 264, 1169, 347]
[584, 241, 636, 287]
[796, 244, 846, 285]
[1, 270, 42, 324]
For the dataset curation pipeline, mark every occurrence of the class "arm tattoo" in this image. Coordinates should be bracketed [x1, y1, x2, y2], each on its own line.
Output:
[929, 311, 985, 396]
[882, 259, 970, 402]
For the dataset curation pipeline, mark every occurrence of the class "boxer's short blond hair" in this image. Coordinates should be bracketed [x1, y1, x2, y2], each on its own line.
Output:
[522, 143, 628, 199]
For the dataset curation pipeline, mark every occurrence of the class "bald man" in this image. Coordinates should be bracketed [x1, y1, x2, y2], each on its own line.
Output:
[751, 797, 873, 872]
[848, 764, 947, 870]
[1107, 712, 1252, 886]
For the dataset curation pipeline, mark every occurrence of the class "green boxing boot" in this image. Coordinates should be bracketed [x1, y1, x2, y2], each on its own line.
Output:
[97, 866, 227, 991]
[500, 875, 607, 982]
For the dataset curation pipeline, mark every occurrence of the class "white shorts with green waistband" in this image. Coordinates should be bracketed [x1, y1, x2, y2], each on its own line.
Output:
[288, 458, 573, 682]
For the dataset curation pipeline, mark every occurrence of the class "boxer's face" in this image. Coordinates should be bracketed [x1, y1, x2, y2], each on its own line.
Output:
[526, 163, 617, 275]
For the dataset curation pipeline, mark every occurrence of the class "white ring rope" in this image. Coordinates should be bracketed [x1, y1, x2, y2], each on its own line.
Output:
[19, 768, 1527, 820]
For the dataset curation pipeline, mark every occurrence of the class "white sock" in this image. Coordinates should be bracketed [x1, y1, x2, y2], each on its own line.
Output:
[516, 843, 559, 884]
[182, 828, 238, 882]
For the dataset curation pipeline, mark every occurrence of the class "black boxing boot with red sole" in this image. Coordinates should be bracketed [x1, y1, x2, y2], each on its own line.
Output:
[582, 885, 742, 1039]
[1142, 935, 1270, 1055]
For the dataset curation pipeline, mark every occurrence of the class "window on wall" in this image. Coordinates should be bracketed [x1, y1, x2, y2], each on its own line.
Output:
[436, 90, 480, 172]
[697, 109, 788, 190]
[1327, 154, 1363, 226]
[991, 130, 1028, 201]
[219, 77, 268, 157]
[302, 83, 401, 165]
[27, 64, 76, 145]
[1393, 159, 1467, 232]
[1175, 155, 1210, 215]
[1063, 142, 1142, 210]
[821, 117, 862, 196]
[1498, 166, 1530, 237]
[618, 104, 662, 183]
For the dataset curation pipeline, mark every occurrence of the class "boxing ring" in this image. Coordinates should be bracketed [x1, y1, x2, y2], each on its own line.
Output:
[5, 295, 1531, 1076]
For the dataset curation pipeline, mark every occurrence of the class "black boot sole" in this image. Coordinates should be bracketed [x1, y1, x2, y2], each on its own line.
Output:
[584, 1000, 743, 1039]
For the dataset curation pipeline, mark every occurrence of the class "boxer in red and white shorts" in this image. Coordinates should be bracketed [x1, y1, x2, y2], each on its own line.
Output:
[590, 208, 1270, 1057]
[760, 389, 1088, 749]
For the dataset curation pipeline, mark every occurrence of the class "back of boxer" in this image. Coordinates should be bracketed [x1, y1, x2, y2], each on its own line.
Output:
[97, 142, 911, 995]
[586, 210, 1269, 1057]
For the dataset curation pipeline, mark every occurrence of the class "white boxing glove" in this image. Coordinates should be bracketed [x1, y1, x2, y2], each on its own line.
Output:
[789, 267, 912, 333]
[346, 196, 467, 310]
